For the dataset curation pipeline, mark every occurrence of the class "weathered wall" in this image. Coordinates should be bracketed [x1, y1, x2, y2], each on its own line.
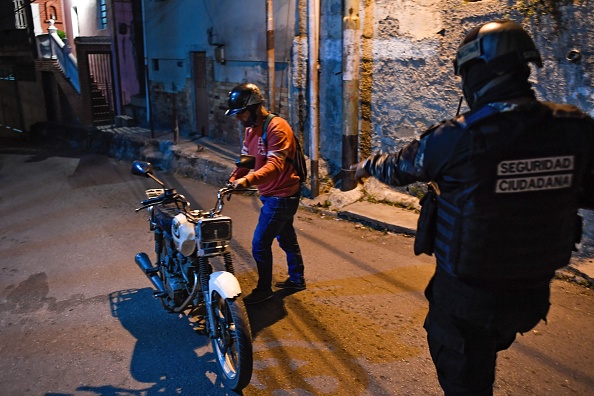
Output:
[141, 0, 297, 145]
[359, 0, 594, 158]
[362, 0, 454, 156]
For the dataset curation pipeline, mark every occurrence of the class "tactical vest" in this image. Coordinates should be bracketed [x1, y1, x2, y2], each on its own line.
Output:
[433, 102, 591, 280]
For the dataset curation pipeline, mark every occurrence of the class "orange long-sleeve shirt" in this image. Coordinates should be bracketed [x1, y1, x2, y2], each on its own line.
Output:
[231, 116, 301, 197]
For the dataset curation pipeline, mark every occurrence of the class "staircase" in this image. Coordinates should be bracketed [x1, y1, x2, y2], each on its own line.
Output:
[90, 77, 113, 126]
[34, 58, 82, 120]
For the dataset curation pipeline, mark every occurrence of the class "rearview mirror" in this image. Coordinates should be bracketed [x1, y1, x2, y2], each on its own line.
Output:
[131, 161, 154, 177]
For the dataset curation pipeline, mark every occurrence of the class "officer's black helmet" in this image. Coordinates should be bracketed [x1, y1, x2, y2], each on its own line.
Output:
[225, 83, 264, 116]
[454, 20, 543, 76]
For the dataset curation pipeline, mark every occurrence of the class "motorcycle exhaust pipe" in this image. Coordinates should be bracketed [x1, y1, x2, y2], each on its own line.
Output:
[135, 252, 166, 295]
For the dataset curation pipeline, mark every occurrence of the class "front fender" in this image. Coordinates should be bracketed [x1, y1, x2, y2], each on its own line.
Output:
[209, 271, 242, 300]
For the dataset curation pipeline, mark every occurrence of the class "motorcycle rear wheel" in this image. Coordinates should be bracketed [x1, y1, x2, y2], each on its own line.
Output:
[210, 291, 253, 392]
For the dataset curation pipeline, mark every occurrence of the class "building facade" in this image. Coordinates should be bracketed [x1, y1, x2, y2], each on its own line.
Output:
[2, 0, 593, 186]
[140, 0, 594, 180]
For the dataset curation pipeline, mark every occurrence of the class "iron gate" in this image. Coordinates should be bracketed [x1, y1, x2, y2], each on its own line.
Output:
[87, 52, 115, 126]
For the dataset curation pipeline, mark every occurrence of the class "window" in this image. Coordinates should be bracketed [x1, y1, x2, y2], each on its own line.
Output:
[48, 6, 57, 21]
[98, 0, 107, 30]
[13, 0, 27, 29]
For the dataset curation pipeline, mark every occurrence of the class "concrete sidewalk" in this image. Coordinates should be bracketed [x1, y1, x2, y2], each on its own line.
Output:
[332, 197, 594, 286]
[338, 201, 419, 235]
[36, 123, 594, 286]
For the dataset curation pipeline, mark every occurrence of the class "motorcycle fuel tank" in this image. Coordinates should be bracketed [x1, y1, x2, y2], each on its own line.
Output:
[172, 213, 196, 256]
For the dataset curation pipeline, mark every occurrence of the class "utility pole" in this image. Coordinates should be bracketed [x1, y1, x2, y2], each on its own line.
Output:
[341, 0, 360, 191]
[266, 0, 276, 112]
[308, 0, 320, 197]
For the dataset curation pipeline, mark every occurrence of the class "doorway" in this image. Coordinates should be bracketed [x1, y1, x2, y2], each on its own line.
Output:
[192, 52, 208, 137]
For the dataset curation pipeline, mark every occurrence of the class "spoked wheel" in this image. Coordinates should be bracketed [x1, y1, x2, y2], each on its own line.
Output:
[210, 291, 253, 392]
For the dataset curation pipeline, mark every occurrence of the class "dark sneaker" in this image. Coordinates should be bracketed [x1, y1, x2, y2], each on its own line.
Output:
[275, 278, 306, 290]
[243, 288, 273, 305]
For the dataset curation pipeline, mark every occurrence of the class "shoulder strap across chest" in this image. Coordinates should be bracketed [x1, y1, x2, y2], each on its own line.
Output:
[261, 113, 277, 145]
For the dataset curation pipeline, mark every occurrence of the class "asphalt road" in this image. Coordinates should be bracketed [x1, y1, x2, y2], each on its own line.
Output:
[1, 140, 593, 396]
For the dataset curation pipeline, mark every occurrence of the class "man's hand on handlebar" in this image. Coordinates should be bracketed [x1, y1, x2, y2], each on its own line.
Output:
[232, 177, 249, 189]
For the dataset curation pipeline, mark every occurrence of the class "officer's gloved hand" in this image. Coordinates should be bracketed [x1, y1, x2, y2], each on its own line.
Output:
[351, 160, 370, 183]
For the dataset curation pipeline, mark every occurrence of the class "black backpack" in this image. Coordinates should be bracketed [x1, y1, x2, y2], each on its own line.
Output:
[262, 113, 308, 183]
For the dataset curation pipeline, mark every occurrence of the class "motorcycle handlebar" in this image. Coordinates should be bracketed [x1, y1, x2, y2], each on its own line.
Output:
[135, 184, 257, 214]
[219, 184, 258, 195]
[211, 185, 258, 217]
[141, 196, 163, 206]
[136, 190, 186, 212]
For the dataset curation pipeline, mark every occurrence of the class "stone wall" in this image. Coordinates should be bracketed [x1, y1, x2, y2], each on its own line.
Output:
[359, 0, 594, 157]
[150, 81, 195, 136]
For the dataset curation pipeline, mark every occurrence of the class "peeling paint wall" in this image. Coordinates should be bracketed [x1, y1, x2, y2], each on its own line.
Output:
[363, 0, 451, 156]
[355, 0, 594, 161]
[143, 0, 297, 145]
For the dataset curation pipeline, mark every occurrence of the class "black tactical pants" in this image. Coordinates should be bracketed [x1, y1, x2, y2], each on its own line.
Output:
[423, 268, 551, 395]
[425, 307, 517, 395]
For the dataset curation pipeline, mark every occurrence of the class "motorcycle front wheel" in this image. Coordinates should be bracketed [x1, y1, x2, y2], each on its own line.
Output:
[210, 291, 253, 392]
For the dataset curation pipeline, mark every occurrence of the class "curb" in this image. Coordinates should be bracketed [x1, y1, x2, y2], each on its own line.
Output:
[337, 202, 418, 236]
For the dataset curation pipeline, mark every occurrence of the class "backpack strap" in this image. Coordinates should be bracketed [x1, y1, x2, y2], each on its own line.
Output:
[261, 112, 300, 171]
[261, 113, 277, 147]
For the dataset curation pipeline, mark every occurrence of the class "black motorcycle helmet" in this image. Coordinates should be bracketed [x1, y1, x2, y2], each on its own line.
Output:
[225, 83, 264, 116]
[454, 20, 543, 108]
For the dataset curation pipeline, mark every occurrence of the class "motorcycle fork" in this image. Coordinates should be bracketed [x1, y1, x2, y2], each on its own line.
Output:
[154, 228, 164, 266]
[223, 251, 235, 274]
[199, 256, 219, 338]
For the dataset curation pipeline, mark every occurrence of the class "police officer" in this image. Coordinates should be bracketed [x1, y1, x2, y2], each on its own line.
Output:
[353, 20, 594, 395]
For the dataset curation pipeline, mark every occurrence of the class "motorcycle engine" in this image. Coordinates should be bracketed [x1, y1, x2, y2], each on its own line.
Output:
[164, 269, 188, 307]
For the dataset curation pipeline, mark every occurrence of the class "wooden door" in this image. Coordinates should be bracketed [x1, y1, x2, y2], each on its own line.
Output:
[192, 52, 208, 137]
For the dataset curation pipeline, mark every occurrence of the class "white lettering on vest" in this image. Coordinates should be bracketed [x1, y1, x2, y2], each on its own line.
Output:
[497, 156, 574, 176]
[495, 174, 573, 193]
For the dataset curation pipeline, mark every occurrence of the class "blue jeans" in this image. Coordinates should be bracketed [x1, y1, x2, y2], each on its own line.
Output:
[252, 194, 304, 291]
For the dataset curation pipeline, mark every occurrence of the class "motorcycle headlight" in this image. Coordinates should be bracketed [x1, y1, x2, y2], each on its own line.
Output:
[196, 217, 232, 256]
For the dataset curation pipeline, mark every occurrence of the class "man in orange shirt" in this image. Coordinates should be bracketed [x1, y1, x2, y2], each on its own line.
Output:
[227, 83, 306, 304]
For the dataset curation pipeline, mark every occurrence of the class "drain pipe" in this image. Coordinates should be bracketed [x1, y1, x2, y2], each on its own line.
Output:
[308, 0, 320, 197]
[141, 0, 154, 137]
[266, 0, 276, 112]
[341, 0, 360, 191]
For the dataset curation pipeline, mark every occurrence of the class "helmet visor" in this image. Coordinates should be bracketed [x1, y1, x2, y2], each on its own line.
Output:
[454, 39, 482, 75]
[225, 107, 245, 116]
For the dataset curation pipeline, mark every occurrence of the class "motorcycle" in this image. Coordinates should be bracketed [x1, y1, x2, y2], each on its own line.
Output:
[131, 159, 255, 392]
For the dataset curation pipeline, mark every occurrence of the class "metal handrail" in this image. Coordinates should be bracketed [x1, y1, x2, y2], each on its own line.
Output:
[36, 32, 80, 93]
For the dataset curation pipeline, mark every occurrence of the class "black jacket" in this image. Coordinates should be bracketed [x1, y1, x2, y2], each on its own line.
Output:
[365, 100, 594, 281]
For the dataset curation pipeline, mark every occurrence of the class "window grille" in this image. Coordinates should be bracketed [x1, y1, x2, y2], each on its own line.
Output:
[98, 0, 107, 29]
[13, 0, 27, 29]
